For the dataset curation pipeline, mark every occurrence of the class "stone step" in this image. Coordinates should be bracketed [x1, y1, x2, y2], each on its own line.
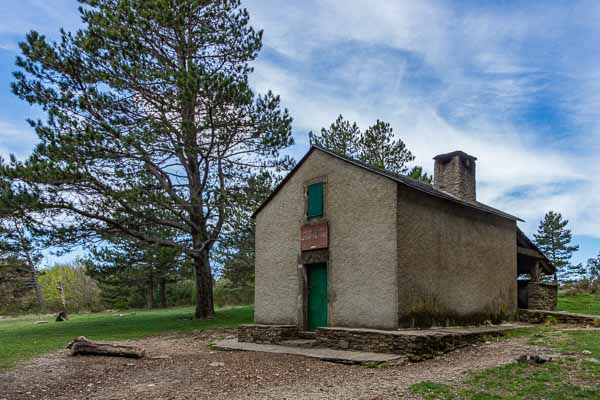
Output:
[279, 339, 317, 348]
[298, 331, 316, 339]
[214, 338, 404, 365]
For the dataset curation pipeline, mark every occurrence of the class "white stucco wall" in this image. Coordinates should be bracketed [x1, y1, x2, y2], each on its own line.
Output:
[254, 149, 399, 329]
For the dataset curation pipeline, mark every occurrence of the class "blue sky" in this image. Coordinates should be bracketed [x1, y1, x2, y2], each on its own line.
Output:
[1, 0, 599, 266]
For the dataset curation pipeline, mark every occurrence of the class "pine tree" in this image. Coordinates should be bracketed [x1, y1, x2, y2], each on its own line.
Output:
[3, 0, 293, 319]
[533, 211, 579, 281]
[87, 239, 185, 309]
[408, 166, 432, 183]
[309, 114, 360, 157]
[215, 170, 279, 289]
[311, 116, 415, 175]
[587, 252, 600, 283]
[0, 179, 45, 309]
[358, 120, 415, 174]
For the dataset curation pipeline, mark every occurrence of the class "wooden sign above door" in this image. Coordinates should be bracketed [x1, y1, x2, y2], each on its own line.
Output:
[301, 222, 328, 251]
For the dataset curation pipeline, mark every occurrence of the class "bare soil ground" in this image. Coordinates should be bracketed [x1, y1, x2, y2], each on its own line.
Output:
[0, 330, 539, 400]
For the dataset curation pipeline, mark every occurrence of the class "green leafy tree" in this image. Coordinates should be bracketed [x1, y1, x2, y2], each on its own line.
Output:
[4, 0, 293, 318]
[309, 114, 360, 157]
[534, 211, 579, 281]
[408, 165, 432, 183]
[38, 262, 103, 313]
[358, 119, 415, 174]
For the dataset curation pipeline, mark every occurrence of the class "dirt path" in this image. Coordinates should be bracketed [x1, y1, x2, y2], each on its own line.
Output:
[0, 330, 538, 400]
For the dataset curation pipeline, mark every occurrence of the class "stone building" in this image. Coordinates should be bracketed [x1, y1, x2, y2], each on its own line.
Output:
[250, 145, 555, 334]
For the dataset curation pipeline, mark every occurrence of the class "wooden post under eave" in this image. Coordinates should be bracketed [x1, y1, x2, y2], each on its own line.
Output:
[531, 260, 541, 282]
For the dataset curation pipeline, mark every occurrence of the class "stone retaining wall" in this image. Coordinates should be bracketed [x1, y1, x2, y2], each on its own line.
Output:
[315, 326, 511, 360]
[518, 309, 600, 325]
[527, 282, 557, 311]
[237, 324, 298, 344]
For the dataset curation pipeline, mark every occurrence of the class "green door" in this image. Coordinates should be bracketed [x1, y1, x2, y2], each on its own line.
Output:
[307, 263, 328, 331]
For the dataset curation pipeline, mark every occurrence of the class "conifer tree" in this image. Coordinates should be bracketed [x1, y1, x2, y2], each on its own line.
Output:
[215, 170, 279, 289]
[3, 0, 293, 319]
[311, 116, 418, 175]
[358, 119, 414, 174]
[309, 114, 360, 157]
[408, 165, 432, 183]
[587, 252, 600, 284]
[534, 211, 579, 281]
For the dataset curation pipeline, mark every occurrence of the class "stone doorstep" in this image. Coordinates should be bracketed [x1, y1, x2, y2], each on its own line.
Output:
[313, 324, 531, 357]
[524, 309, 600, 319]
[317, 323, 528, 337]
[519, 309, 600, 325]
[239, 324, 297, 328]
[279, 339, 318, 348]
[213, 338, 405, 365]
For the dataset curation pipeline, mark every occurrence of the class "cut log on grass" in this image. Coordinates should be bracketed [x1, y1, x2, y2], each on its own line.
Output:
[66, 336, 145, 359]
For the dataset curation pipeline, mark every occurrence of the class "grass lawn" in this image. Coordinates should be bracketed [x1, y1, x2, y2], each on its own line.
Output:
[0, 305, 253, 370]
[410, 293, 600, 399]
[557, 292, 600, 315]
[411, 327, 600, 399]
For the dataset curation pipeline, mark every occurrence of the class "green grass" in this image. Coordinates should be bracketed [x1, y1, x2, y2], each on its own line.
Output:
[412, 358, 600, 400]
[0, 305, 253, 370]
[410, 327, 600, 399]
[528, 329, 600, 358]
[557, 292, 600, 315]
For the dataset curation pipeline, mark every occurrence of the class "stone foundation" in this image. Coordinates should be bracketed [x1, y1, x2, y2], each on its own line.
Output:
[527, 282, 557, 311]
[315, 326, 515, 360]
[518, 309, 600, 325]
[237, 324, 298, 344]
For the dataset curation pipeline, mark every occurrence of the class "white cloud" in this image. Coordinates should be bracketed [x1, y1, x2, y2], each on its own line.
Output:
[247, 0, 600, 241]
[0, 119, 39, 160]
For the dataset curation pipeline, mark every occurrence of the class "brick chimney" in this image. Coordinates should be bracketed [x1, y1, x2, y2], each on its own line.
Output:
[433, 151, 477, 202]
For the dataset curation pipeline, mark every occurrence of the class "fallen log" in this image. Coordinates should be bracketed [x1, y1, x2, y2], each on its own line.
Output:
[66, 336, 145, 359]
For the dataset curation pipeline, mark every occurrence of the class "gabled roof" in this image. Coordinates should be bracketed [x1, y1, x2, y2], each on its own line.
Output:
[252, 144, 523, 222]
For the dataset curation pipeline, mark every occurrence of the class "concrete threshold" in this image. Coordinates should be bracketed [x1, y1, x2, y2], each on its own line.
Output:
[213, 339, 404, 365]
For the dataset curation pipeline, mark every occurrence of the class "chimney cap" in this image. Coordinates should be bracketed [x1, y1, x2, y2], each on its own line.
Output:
[433, 150, 477, 161]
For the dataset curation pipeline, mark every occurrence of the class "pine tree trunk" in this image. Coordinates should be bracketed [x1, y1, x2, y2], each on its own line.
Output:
[30, 265, 44, 308]
[146, 270, 154, 309]
[194, 249, 214, 319]
[23, 248, 44, 308]
[159, 278, 167, 308]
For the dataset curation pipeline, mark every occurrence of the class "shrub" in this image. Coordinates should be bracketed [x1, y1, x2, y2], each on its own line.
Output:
[213, 278, 254, 307]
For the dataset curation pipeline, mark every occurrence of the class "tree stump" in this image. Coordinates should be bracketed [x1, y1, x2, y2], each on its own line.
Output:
[66, 336, 145, 358]
[56, 311, 69, 322]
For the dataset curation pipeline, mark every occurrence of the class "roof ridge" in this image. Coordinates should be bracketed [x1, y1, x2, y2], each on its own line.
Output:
[252, 144, 522, 222]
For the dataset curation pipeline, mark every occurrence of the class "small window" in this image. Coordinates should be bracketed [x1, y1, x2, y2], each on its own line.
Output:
[306, 182, 323, 218]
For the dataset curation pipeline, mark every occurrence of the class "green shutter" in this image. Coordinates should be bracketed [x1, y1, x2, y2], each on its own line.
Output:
[306, 182, 323, 218]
